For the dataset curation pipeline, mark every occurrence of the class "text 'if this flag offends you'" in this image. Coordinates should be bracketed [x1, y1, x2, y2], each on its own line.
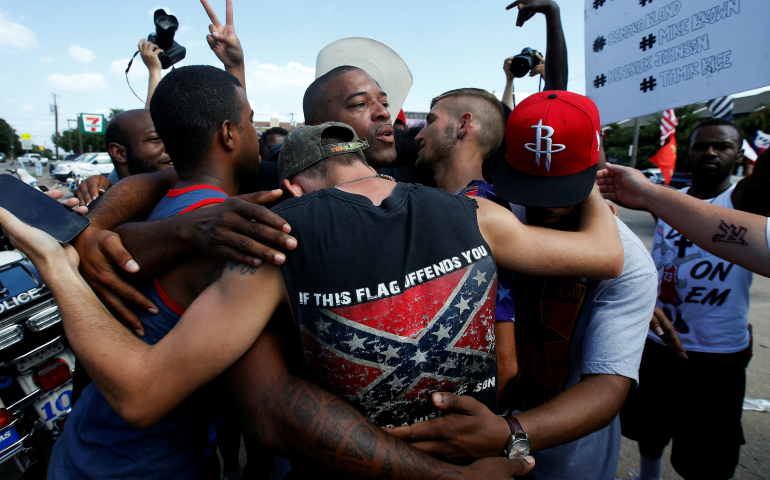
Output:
[660, 109, 678, 146]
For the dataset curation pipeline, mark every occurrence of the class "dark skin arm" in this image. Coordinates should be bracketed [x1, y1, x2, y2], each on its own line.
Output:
[85, 169, 178, 229]
[226, 324, 535, 479]
[507, 0, 568, 91]
[114, 190, 295, 281]
[388, 375, 631, 464]
[495, 322, 518, 391]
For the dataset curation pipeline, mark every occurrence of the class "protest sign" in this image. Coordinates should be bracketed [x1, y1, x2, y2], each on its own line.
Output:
[585, 0, 770, 125]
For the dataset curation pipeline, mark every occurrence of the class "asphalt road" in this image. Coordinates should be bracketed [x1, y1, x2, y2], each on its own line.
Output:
[2, 171, 768, 479]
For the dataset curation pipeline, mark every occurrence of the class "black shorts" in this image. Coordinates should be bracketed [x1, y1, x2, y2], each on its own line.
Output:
[620, 339, 748, 480]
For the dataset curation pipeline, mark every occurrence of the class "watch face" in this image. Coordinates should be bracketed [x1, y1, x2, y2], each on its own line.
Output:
[510, 439, 531, 458]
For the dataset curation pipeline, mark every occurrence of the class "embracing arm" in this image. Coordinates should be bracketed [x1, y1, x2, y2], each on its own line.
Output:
[598, 163, 770, 277]
[115, 191, 294, 279]
[515, 374, 631, 452]
[55, 260, 285, 428]
[86, 169, 177, 229]
[226, 325, 533, 479]
[478, 187, 624, 279]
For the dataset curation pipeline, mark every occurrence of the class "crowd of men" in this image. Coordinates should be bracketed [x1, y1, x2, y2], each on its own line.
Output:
[1, 1, 769, 480]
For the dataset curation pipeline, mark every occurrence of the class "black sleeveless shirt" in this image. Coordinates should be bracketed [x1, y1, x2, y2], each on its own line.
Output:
[272, 183, 499, 428]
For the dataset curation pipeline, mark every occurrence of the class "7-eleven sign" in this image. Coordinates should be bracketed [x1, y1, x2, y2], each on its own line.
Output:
[80, 113, 105, 134]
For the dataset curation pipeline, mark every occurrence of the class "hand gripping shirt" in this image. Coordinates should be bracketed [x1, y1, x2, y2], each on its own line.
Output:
[272, 183, 499, 429]
[48, 185, 229, 480]
[650, 185, 753, 353]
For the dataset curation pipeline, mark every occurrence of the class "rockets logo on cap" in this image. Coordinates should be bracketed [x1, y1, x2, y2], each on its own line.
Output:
[524, 120, 566, 172]
[493, 91, 602, 208]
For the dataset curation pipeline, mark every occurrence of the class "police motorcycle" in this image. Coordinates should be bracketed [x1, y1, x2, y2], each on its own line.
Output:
[5, 165, 38, 189]
[0, 224, 75, 477]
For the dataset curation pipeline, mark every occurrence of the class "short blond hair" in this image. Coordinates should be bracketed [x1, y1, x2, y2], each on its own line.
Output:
[430, 88, 505, 159]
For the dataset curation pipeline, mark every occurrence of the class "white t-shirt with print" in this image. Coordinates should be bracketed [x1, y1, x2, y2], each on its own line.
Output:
[649, 185, 752, 353]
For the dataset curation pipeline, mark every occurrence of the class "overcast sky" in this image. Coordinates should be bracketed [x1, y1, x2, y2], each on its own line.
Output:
[0, 0, 766, 151]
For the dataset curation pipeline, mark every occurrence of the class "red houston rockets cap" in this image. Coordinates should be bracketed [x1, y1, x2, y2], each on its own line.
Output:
[494, 91, 601, 208]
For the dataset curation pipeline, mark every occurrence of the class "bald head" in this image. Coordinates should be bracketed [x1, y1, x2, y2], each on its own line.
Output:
[105, 109, 151, 152]
[105, 109, 170, 179]
[303, 66, 364, 125]
[302, 67, 396, 167]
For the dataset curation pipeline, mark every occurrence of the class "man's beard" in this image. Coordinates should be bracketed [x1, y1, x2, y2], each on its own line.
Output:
[365, 125, 397, 169]
[126, 149, 160, 175]
[417, 123, 457, 168]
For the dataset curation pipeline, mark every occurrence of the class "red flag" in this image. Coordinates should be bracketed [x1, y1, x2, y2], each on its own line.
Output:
[650, 136, 677, 185]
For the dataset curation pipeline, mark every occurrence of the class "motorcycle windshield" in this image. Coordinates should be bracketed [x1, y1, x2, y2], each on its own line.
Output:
[0, 263, 40, 300]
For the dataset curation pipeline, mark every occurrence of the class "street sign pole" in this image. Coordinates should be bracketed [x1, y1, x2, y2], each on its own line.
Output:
[630, 117, 640, 169]
[78, 117, 83, 154]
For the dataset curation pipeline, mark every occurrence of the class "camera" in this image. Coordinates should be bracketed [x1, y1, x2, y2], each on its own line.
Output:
[147, 9, 186, 69]
[509, 47, 542, 78]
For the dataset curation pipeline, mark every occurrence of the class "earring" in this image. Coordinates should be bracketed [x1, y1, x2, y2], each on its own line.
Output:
[457, 134, 463, 140]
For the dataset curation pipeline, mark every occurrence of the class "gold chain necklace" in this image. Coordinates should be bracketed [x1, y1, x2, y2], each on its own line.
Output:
[332, 174, 396, 189]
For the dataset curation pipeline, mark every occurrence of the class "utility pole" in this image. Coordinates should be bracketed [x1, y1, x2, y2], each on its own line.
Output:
[51, 94, 60, 159]
[630, 117, 641, 169]
[288, 113, 296, 128]
[77, 115, 83, 154]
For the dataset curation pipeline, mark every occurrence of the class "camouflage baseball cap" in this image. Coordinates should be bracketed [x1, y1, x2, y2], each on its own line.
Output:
[278, 122, 369, 183]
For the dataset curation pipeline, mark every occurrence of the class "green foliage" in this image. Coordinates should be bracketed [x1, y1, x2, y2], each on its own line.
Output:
[108, 108, 125, 121]
[53, 128, 108, 154]
[602, 103, 732, 172]
[734, 103, 770, 142]
[0, 117, 22, 158]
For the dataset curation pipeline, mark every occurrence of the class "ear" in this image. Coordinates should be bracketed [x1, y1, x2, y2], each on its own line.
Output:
[736, 146, 745, 165]
[219, 119, 237, 151]
[108, 143, 127, 164]
[282, 178, 304, 198]
[457, 113, 473, 139]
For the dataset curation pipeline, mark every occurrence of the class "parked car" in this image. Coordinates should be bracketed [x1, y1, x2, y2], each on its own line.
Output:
[640, 168, 692, 189]
[641, 168, 664, 184]
[0, 153, 6, 163]
[51, 153, 98, 181]
[62, 154, 79, 162]
[69, 153, 114, 178]
[16, 154, 47, 168]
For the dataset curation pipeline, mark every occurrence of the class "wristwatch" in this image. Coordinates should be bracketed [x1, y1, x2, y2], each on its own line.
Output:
[502, 415, 531, 459]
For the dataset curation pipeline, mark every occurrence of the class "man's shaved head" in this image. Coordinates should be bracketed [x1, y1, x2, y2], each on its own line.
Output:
[303, 66, 363, 125]
[430, 88, 505, 159]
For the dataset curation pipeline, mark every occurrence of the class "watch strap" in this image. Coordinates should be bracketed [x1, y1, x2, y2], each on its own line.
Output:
[503, 415, 526, 437]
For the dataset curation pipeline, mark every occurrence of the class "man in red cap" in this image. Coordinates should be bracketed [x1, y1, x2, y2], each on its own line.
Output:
[390, 90, 657, 480]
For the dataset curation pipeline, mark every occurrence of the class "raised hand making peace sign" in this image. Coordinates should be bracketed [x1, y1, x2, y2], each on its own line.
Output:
[201, 0, 246, 89]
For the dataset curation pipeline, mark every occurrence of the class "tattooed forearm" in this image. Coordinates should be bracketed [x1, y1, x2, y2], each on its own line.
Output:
[713, 220, 748, 245]
[252, 374, 468, 479]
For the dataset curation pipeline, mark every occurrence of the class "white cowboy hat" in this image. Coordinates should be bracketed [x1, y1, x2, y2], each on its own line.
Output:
[316, 37, 413, 122]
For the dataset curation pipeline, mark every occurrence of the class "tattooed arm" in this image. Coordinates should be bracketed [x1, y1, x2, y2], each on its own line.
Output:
[598, 164, 770, 277]
[226, 325, 535, 479]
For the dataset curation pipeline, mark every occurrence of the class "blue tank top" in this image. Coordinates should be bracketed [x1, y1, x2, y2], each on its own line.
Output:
[49, 185, 229, 480]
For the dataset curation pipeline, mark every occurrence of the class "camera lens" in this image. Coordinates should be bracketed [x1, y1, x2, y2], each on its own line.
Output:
[153, 9, 179, 49]
[510, 57, 533, 78]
